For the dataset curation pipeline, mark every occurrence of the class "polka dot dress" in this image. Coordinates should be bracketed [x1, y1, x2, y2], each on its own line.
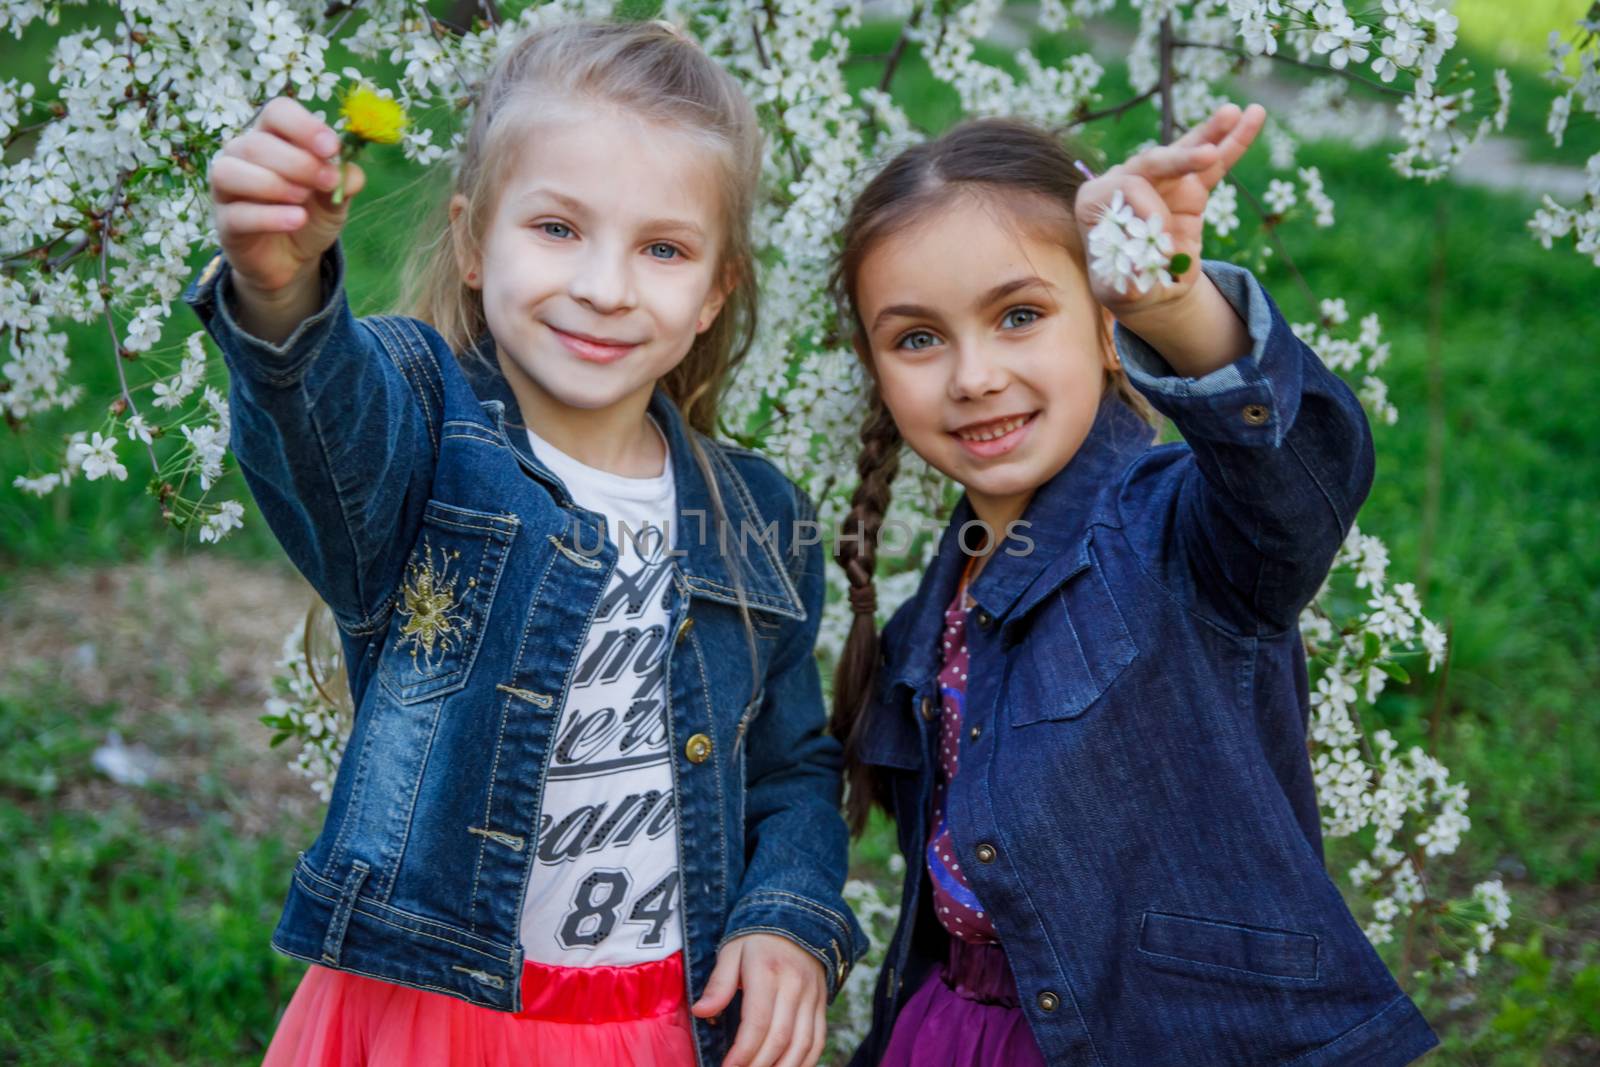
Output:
[925, 578, 998, 943]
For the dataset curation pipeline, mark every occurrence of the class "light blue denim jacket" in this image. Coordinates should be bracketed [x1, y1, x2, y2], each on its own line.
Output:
[182, 243, 868, 1066]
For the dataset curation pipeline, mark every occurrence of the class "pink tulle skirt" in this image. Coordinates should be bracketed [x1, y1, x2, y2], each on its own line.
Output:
[262, 952, 696, 1067]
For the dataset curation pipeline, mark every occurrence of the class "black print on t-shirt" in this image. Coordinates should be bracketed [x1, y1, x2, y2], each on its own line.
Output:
[532, 525, 683, 955]
[548, 551, 674, 784]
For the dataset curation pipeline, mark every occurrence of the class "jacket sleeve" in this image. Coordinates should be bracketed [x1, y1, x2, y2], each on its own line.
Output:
[1113, 259, 1375, 634]
[718, 485, 870, 1001]
[182, 242, 441, 637]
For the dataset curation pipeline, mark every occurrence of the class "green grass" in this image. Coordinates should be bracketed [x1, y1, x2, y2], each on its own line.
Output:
[0, 685, 309, 1064]
[1455, 0, 1595, 69]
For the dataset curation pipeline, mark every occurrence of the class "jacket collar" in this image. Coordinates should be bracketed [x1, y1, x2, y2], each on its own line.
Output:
[458, 340, 804, 620]
[886, 391, 1155, 691]
[967, 391, 1155, 622]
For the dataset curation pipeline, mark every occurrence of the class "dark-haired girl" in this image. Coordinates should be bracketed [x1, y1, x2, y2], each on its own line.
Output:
[831, 104, 1437, 1067]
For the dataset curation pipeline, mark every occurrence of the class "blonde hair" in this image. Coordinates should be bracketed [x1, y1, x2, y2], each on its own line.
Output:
[308, 19, 767, 718]
[396, 17, 763, 435]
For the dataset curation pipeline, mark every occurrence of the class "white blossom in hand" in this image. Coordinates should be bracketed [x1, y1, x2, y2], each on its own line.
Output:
[1088, 189, 1178, 296]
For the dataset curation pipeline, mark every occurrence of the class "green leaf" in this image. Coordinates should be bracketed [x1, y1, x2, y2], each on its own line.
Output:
[1169, 252, 1193, 275]
[1380, 661, 1411, 684]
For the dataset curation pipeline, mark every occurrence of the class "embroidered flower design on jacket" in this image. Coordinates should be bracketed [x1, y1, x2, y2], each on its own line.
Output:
[394, 538, 471, 672]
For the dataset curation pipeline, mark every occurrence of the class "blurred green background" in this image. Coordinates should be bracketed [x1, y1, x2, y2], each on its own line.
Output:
[3, 1, 1597, 1063]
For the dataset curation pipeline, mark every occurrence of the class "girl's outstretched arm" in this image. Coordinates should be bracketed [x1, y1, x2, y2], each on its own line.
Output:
[1079, 104, 1375, 633]
[186, 97, 442, 638]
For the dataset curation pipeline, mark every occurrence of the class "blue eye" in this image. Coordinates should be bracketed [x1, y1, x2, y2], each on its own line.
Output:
[647, 242, 680, 260]
[1002, 307, 1041, 329]
[896, 330, 940, 352]
[539, 222, 572, 239]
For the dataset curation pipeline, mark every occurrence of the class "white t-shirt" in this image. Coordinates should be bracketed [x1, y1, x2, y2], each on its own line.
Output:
[519, 419, 683, 967]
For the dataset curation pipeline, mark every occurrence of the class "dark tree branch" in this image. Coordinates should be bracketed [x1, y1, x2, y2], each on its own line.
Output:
[1232, 176, 1319, 308]
[1172, 38, 1410, 99]
[878, 7, 924, 94]
[750, 8, 808, 179]
[96, 173, 160, 474]
[1159, 15, 1176, 144]
[1066, 85, 1160, 128]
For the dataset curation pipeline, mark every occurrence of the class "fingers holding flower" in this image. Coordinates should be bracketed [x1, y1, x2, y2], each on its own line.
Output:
[1076, 103, 1266, 313]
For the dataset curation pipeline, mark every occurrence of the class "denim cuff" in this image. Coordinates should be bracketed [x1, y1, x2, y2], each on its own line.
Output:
[181, 241, 350, 389]
[720, 889, 865, 1002]
[1114, 259, 1304, 448]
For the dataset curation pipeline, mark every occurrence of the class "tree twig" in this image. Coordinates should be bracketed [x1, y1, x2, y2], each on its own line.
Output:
[749, 7, 808, 179]
[1171, 38, 1410, 99]
[1159, 15, 1176, 144]
[1418, 197, 1448, 589]
[96, 173, 160, 474]
[878, 7, 924, 95]
[1066, 85, 1160, 129]
[1232, 175, 1320, 308]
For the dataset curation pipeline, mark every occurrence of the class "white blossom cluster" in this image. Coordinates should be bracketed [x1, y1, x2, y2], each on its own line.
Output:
[1215, 1, 1510, 180]
[1301, 520, 1493, 966]
[260, 627, 349, 802]
[1291, 296, 1396, 425]
[1088, 189, 1180, 294]
[1, 0, 1538, 987]
[1528, 18, 1600, 264]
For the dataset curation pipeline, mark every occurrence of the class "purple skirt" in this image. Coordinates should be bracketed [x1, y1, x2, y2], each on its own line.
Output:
[878, 938, 1047, 1067]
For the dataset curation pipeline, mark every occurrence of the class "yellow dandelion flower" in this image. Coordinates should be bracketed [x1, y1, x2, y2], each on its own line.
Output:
[339, 83, 408, 145]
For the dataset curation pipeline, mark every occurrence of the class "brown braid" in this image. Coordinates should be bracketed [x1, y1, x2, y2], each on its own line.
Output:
[829, 389, 903, 835]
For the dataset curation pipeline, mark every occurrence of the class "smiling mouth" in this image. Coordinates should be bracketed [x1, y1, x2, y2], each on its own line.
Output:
[952, 412, 1037, 442]
[547, 323, 641, 363]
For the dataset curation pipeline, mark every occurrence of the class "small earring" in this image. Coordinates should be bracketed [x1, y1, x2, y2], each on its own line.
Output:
[466, 270, 476, 282]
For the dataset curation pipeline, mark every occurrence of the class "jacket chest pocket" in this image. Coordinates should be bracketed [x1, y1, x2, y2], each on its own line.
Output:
[378, 500, 519, 703]
[1005, 548, 1139, 726]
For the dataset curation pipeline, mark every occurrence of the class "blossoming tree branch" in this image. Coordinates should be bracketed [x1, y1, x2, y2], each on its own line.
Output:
[5, 0, 1589, 1025]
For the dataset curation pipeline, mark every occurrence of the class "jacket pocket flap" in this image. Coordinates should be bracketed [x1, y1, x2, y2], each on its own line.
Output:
[1006, 548, 1138, 725]
[377, 499, 519, 703]
[1139, 911, 1319, 981]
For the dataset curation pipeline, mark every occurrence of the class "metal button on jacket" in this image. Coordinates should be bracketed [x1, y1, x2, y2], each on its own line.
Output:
[1242, 403, 1270, 425]
[1037, 991, 1060, 1012]
[921, 695, 937, 721]
[685, 733, 712, 763]
[975, 843, 997, 863]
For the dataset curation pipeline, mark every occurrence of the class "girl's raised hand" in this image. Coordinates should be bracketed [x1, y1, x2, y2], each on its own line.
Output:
[691, 931, 827, 1067]
[1074, 102, 1266, 316]
[208, 96, 366, 298]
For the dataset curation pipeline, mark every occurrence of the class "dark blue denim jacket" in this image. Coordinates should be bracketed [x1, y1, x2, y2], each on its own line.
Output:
[849, 262, 1438, 1066]
[181, 243, 867, 1066]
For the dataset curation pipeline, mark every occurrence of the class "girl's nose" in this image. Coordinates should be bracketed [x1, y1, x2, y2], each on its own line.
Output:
[948, 341, 1009, 401]
[567, 245, 636, 314]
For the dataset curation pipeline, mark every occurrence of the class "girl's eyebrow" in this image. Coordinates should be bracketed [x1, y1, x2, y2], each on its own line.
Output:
[870, 275, 1055, 332]
[638, 217, 708, 242]
[978, 275, 1055, 306]
[512, 187, 587, 213]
